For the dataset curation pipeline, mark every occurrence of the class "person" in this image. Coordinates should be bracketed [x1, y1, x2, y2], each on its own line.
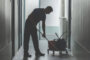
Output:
[23, 6, 53, 59]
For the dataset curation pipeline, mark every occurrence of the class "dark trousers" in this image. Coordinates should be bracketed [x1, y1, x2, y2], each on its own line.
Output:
[24, 21, 40, 56]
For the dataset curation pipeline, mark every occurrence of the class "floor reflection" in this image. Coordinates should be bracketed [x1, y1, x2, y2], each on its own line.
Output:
[34, 56, 40, 60]
[13, 40, 76, 60]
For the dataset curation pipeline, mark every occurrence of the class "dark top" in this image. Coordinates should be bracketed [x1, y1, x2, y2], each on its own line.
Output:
[27, 8, 46, 25]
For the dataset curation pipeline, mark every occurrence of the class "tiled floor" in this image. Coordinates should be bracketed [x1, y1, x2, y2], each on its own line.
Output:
[13, 40, 76, 60]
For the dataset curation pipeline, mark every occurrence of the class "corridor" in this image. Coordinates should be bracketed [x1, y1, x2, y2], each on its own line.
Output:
[1, 0, 90, 60]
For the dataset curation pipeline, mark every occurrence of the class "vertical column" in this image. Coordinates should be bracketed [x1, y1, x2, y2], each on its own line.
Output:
[68, 0, 71, 49]
[59, 0, 65, 37]
[12, 0, 15, 57]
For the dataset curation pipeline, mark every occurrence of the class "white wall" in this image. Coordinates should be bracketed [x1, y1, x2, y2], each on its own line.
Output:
[40, 0, 61, 26]
[65, 0, 69, 20]
[22, 0, 25, 45]
[14, 0, 19, 53]
[71, 0, 90, 59]
[25, 0, 39, 20]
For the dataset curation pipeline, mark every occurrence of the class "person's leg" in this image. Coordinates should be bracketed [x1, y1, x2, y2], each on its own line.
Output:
[31, 28, 45, 56]
[23, 23, 31, 58]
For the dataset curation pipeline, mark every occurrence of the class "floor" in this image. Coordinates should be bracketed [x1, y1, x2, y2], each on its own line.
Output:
[13, 40, 77, 60]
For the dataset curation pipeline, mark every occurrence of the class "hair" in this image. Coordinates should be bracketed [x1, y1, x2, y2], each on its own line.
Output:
[46, 6, 53, 11]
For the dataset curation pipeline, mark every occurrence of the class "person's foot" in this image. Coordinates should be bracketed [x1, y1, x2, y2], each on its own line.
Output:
[35, 52, 45, 56]
[24, 54, 32, 57]
[27, 54, 32, 57]
[23, 54, 31, 60]
[24, 54, 32, 59]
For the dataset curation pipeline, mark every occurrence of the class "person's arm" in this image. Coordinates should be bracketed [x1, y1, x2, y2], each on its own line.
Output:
[42, 20, 46, 37]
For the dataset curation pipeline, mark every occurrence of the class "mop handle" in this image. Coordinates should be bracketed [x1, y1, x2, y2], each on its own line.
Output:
[55, 33, 60, 39]
[37, 29, 49, 41]
[55, 32, 67, 39]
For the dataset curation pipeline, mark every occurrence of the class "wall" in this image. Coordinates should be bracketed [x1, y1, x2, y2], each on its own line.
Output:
[0, 0, 12, 60]
[25, 0, 39, 20]
[22, 0, 25, 46]
[65, 0, 69, 20]
[71, 0, 90, 60]
[14, 0, 19, 54]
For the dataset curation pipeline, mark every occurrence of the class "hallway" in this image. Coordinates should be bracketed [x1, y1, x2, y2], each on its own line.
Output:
[13, 40, 76, 60]
[1, 0, 90, 60]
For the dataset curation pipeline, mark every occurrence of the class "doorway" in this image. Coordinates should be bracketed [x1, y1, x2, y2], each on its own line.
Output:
[23, 0, 71, 51]
[12, 0, 23, 57]
[39, 0, 61, 40]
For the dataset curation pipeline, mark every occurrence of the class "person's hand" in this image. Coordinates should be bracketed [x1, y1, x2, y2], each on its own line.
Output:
[42, 33, 46, 38]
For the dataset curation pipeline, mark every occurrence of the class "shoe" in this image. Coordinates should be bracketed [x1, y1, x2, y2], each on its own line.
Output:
[24, 54, 32, 57]
[35, 52, 45, 56]
[23, 54, 31, 60]
[27, 54, 32, 57]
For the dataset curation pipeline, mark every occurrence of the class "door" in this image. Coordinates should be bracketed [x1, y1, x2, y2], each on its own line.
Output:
[39, 0, 61, 40]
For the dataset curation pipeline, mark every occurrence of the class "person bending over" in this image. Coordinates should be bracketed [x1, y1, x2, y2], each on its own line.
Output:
[23, 6, 53, 59]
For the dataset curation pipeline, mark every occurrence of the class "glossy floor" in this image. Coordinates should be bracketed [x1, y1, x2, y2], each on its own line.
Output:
[13, 40, 76, 60]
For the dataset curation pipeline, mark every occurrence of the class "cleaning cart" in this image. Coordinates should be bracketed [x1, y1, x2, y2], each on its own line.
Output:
[47, 33, 68, 55]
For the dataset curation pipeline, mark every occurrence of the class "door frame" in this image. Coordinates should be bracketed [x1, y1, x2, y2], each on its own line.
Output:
[18, 0, 22, 49]
[68, 0, 72, 49]
[11, 0, 15, 57]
